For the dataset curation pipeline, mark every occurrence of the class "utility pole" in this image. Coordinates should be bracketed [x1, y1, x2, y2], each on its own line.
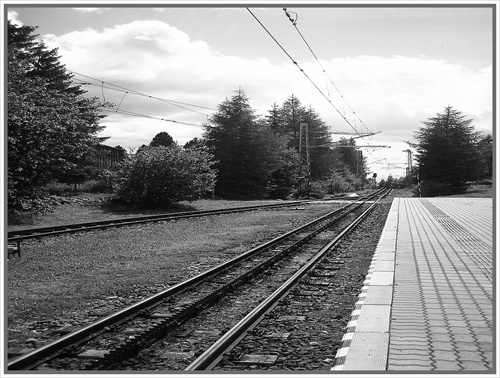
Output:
[403, 149, 412, 178]
[356, 150, 363, 177]
[298, 122, 310, 195]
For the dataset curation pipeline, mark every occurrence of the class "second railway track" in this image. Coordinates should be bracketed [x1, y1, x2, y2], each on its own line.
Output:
[7, 200, 309, 242]
[8, 189, 391, 372]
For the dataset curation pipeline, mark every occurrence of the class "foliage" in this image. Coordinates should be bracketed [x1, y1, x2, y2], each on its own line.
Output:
[116, 145, 217, 207]
[7, 21, 105, 208]
[477, 133, 493, 179]
[92, 170, 119, 193]
[268, 147, 300, 199]
[410, 106, 482, 196]
[378, 175, 394, 189]
[184, 137, 206, 150]
[204, 89, 299, 199]
[321, 167, 364, 194]
[334, 138, 360, 176]
[150, 131, 175, 148]
[268, 95, 334, 180]
[418, 180, 455, 197]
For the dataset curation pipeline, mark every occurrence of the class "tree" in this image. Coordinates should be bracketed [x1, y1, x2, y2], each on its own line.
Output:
[477, 133, 493, 179]
[116, 145, 217, 207]
[410, 106, 481, 196]
[304, 106, 333, 180]
[270, 96, 333, 180]
[278, 94, 308, 148]
[8, 21, 83, 96]
[8, 21, 105, 206]
[150, 131, 175, 148]
[204, 89, 299, 199]
[265, 103, 284, 132]
[184, 137, 206, 150]
[334, 138, 358, 175]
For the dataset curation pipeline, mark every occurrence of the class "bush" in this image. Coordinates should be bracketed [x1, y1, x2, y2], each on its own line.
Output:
[321, 172, 364, 195]
[116, 146, 217, 207]
[418, 180, 457, 197]
[87, 170, 119, 193]
[8, 194, 60, 224]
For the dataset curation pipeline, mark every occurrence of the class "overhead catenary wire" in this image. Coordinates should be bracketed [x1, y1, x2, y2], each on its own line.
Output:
[246, 7, 362, 137]
[99, 107, 251, 139]
[69, 70, 264, 139]
[280, 8, 389, 164]
[68, 69, 217, 116]
[99, 107, 204, 127]
[283, 8, 374, 136]
[92, 82, 211, 117]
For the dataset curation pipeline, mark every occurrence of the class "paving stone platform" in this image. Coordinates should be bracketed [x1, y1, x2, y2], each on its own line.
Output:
[333, 197, 494, 372]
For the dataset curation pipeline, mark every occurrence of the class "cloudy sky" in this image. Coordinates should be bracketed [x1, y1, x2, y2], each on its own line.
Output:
[5, 1, 495, 179]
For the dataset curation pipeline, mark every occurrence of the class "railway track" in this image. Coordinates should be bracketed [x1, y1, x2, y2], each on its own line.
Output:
[186, 191, 388, 371]
[7, 189, 390, 371]
[7, 201, 308, 243]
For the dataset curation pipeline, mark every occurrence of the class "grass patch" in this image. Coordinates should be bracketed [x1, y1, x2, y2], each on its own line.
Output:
[7, 196, 292, 231]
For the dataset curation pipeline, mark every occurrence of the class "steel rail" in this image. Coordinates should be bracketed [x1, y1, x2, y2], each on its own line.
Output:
[8, 190, 388, 370]
[185, 189, 390, 370]
[8, 194, 382, 371]
[8, 201, 308, 242]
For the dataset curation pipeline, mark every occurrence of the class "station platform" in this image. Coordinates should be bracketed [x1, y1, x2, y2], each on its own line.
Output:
[333, 197, 494, 372]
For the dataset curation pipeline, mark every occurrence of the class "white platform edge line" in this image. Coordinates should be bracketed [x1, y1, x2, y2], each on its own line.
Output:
[332, 198, 399, 370]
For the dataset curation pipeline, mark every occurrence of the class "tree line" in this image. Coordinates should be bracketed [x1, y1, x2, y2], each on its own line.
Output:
[8, 20, 492, 217]
[113, 89, 370, 206]
[7, 20, 369, 212]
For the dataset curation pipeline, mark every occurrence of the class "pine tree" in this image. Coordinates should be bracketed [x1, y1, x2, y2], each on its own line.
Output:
[411, 106, 481, 195]
[279, 94, 308, 149]
[204, 89, 298, 199]
[477, 134, 493, 179]
[304, 106, 332, 179]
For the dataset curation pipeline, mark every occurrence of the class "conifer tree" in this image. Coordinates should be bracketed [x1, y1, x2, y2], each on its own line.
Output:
[411, 106, 481, 195]
[204, 89, 298, 199]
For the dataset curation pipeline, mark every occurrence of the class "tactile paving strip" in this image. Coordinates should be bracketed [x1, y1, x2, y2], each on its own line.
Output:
[334, 198, 493, 372]
[388, 199, 493, 371]
[421, 199, 492, 282]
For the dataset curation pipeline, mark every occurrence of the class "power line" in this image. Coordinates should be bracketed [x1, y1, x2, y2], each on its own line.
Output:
[283, 7, 374, 136]
[99, 107, 250, 139]
[280, 8, 388, 164]
[67, 70, 217, 116]
[283, 8, 373, 135]
[71, 71, 262, 139]
[246, 7, 363, 137]
[99, 107, 205, 127]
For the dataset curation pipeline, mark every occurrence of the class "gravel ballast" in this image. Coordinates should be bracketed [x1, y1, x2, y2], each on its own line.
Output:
[7, 201, 347, 353]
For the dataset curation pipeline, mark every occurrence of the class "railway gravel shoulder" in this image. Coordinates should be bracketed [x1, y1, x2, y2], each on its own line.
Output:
[101, 198, 392, 372]
[6, 202, 345, 356]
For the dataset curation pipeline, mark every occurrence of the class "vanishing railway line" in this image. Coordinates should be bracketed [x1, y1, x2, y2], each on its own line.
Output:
[8, 189, 390, 371]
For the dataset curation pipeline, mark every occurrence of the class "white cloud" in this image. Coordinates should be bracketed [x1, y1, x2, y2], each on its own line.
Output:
[71, 8, 111, 14]
[7, 10, 22, 25]
[41, 19, 492, 178]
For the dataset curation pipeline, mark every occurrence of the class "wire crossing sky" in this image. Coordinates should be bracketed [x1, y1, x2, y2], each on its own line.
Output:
[4, 2, 495, 178]
[247, 7, 369, 141]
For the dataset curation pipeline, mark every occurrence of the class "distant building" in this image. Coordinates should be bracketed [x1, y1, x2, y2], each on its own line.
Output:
[95, 144, 125, 168]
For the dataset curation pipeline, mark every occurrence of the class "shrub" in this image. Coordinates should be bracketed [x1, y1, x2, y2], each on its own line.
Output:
[116, 146, 217, 207]
[87, 170, 119, 193]
[418, 180, 456, 197]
